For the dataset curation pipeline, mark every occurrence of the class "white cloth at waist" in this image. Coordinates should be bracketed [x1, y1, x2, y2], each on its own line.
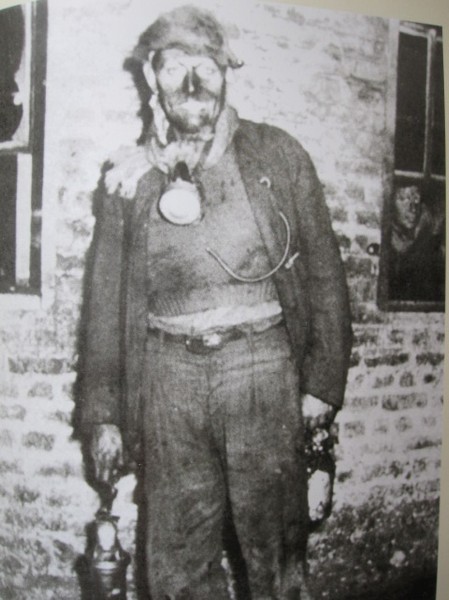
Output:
[148, 301, 283, 336]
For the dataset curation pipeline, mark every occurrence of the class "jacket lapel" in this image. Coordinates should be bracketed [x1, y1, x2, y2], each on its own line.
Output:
[129, 167, 166, 238]
[233, 129, 287, 269]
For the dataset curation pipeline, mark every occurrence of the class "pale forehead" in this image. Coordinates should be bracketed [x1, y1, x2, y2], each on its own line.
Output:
[157, 47, 220, 68]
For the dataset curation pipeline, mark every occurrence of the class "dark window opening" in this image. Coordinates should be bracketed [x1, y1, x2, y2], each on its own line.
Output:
[0, 155, 17, 285]
[0, 1, 47, 294]
[394, 33, 428, 173]
[0, 6, 25, 143]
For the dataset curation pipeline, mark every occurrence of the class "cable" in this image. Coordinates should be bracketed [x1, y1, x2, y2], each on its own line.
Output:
[205, 211, 292, 283]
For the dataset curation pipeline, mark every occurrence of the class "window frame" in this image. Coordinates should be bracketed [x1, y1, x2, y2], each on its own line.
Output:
[378, 20, 446, 312]
[0, 0, 47, 295]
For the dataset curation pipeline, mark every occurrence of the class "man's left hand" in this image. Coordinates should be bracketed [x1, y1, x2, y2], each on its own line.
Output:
[301, 393, 337, 431]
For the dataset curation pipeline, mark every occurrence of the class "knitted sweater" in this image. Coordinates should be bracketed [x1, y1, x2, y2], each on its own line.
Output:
[146, 146, 279, 320]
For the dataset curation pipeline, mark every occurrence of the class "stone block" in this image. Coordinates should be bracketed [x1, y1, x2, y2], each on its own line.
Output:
[37, 463, 77, 478]
[395, 416, 413, 433]
[331, 206, 348, 222]
[407, 438, 439, 451]
[412, 458, 428, 475]
[415, 479, 439, 496]
[14, 485, 41, 505]
[28, 381, 54, 399]
[373, 420, 389, 434]
[22, 432, 55, 452]
[352, 328, 379, 347]
[343, 421, 366, 437]
[8, 358, 73, 375]
[373, 374, 394, 388]
[337, 470, 353, 483]
[56, 254, 86, 271]
[422, 416, 437, 428]
[416, 353, 444, 366]
[0, 404, 26, 421]
[389, 329, 405, 345]
[365, 353, 409, 367]
[355, 210, 380, 228]
[399, 372, 414, 387]
[382, 393, 427, 411]
[0, 429, 14, 448]
[48, 410, 72, 425]
[346, 395, 379, 409]
[61, 381, 75, 401]
[0, 460, 21, 474]
[344, 255, 373, 277]
[0, 381, 19, 398]
[345, 183, 365, 201]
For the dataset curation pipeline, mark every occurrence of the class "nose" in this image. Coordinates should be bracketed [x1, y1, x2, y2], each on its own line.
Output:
[182, 68, 201, 95]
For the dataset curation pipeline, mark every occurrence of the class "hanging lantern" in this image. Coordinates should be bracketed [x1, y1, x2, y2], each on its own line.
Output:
[88, 508, 131, 600]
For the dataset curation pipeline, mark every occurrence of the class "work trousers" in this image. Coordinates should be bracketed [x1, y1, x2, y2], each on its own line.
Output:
[141, 324, 310, 600]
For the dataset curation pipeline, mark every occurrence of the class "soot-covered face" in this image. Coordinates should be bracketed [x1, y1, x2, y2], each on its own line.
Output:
[153, 48, 226, 134]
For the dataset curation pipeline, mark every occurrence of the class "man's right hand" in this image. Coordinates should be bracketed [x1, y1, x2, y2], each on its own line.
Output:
[89, 424, 124, 484]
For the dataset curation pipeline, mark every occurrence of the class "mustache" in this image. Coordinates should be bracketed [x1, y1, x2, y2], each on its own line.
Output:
[163, 88, 220, 104]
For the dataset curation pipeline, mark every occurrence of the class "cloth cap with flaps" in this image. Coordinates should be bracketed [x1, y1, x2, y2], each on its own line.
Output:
[132, 5, 243, 69]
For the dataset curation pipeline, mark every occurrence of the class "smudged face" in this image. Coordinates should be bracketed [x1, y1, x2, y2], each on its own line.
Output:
[153, 48, 226, 134]
[393, 186, 421, 231]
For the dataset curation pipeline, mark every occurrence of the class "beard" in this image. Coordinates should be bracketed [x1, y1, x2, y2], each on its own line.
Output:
[159, 86, 225, 135]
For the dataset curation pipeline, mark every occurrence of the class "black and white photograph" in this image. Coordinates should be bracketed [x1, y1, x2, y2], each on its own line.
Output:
[0, 0, 446, 599]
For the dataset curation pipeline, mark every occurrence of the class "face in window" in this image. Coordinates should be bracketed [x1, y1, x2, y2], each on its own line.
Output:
[152, 48, 226, 134]
[393, 185, 422, 232]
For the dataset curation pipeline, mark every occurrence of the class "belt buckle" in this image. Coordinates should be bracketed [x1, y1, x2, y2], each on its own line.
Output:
[185, 332, 224, 354]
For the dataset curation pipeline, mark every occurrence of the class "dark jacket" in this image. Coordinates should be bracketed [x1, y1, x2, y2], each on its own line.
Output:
[77, 119, 353, 457]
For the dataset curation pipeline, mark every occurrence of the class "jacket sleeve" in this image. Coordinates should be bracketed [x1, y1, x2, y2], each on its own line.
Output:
[288, 141, 353, 408]
[75, 175, 126, 437]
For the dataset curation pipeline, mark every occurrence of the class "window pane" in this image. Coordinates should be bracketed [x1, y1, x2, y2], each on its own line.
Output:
[0, 155, 17, 290]
[431, 40, 445, 176]
[394, 32, 427, 172]
[0, 6, 25, 143]
[388, 177, 445, 303]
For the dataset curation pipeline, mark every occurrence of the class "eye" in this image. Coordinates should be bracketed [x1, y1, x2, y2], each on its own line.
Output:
[160, 62, 186, 79]
[195, 62, 221, 79]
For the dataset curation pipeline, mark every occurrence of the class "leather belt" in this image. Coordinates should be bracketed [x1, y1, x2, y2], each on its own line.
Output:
[148, 320, 283, 355]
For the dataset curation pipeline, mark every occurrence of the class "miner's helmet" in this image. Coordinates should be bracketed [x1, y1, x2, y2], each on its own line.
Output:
[132, 5, 243, 69]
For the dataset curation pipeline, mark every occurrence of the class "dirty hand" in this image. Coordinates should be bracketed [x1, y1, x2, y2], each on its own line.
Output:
[89, 424, 124, 484]
[301, 393, 337, 431]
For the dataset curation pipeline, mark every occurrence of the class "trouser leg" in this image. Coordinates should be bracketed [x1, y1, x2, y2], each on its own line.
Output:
[211, 327, 310, 600]
[141, 337, 229, 600]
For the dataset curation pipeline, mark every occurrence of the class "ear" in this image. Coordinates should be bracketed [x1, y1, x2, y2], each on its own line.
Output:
[142, 55, 157, 92]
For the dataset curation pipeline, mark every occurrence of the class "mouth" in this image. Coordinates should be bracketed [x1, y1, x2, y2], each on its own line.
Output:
[176, 98, 215, 112]
[163, 97, 221, 130]
[401, 213, 419, 230]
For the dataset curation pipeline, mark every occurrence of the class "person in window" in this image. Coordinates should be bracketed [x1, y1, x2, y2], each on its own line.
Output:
[389, 184, 445, 302]
[76, 6, 352, 599]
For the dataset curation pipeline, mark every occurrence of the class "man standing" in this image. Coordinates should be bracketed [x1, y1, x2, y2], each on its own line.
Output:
[78, 6, 352, 599]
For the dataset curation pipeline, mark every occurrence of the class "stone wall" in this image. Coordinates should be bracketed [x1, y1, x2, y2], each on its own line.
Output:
[0, 0, 444, 598]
